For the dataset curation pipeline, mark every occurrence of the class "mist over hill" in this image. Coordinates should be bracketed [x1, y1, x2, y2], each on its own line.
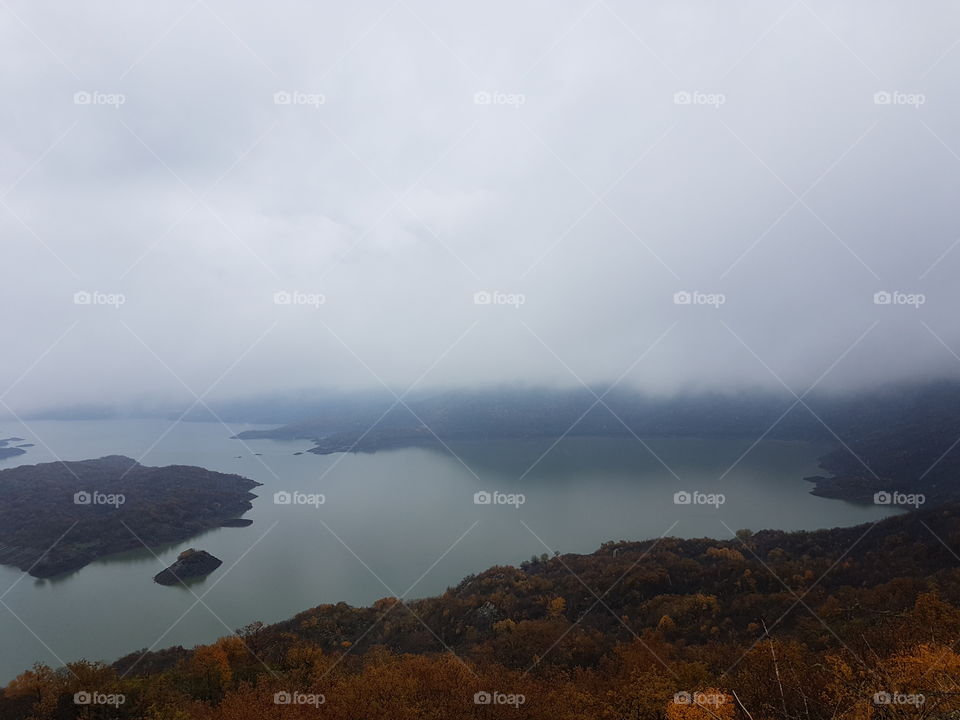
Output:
[225, 380, 960, 504]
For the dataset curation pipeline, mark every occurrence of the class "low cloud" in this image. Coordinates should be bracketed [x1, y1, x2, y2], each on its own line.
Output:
[2, 0, 960, 414]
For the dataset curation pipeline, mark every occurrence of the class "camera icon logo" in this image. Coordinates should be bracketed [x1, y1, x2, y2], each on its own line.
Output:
[874, 291, 892, 305]
[474, 491, 492, 505]
[274, 91, 292, 105]
[673, 291, 692, 305]
[273, 290, 292, 305]
[74, 291, 92, 305]
[673, 491, 691, 505]
[73, 691, 92, 705]
[673, 91, 692, 105]
[274, 691, 292, 704]
[474, 691, 492, 704]
[873, 91, 892, 105]
[673, 691, 692, 704]
[73, 91, 92, 105]
[873, 491, 892, 505]
[274, 491, 292, 505]
[74, 491, 92, 505]
[473, 290, 492, 305]
[473, 91, 492, 105]
[873, 691, 892, 705]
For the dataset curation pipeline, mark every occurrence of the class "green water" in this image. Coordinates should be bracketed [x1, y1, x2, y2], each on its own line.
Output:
[0, 419, 900, 684]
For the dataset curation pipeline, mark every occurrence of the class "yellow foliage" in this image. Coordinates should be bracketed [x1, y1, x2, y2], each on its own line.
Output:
[705, 547, 745, 562]
[657, 614, 677, 633]
[547, 596, 567, 617]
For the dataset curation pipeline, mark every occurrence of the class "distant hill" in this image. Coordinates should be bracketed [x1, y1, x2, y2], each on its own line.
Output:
[234, 387, 824, 445]
[235, 381, 960, 505]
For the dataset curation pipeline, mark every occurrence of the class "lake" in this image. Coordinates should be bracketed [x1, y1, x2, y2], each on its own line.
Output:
[0, 419, 901, 685]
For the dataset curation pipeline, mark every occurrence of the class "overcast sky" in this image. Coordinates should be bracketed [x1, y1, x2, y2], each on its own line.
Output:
[3, 0, 960, 415]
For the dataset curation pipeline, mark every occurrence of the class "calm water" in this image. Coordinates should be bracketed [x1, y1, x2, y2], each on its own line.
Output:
[0, 419, 901, 684]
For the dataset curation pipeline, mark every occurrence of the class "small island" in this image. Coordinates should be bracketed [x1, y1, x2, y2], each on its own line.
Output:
[0, 455, 260, 577]
[220, 518, 253, 527]
[0, 437, 28, 460]
[153, 549, 222, 585]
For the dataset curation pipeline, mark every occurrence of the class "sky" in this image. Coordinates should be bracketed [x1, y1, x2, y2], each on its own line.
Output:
[3, 0, 960, 416]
